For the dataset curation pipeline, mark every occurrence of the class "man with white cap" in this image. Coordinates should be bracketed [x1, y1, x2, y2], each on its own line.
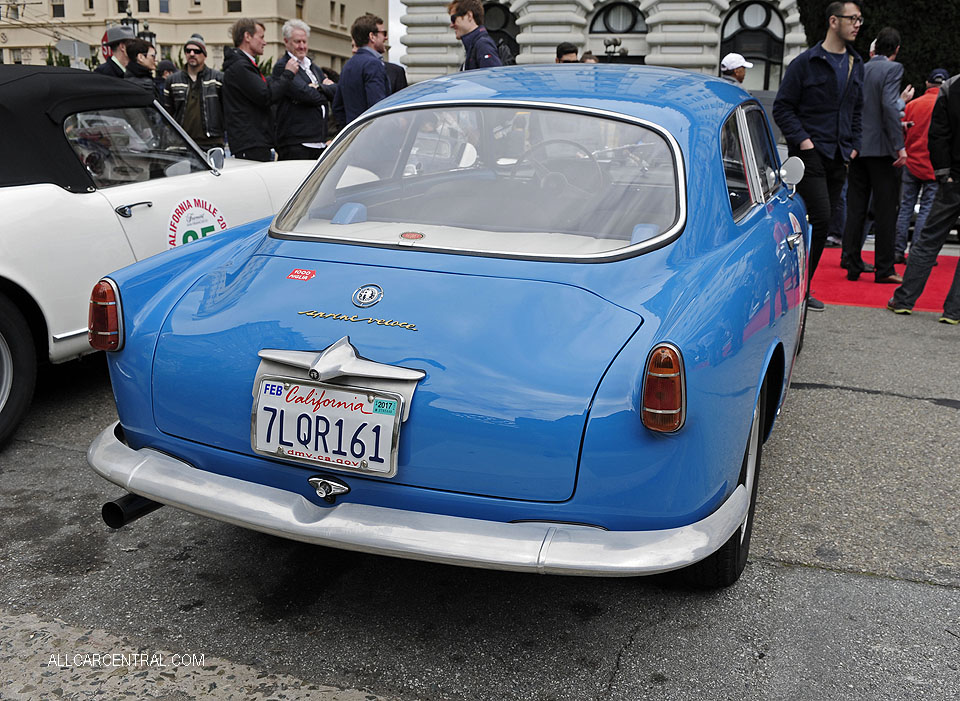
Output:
[720, 53, 753, 85]
[94, 25, 136, 79]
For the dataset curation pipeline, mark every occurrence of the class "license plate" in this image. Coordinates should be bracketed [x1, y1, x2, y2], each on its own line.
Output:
[252, 376, 402, 476]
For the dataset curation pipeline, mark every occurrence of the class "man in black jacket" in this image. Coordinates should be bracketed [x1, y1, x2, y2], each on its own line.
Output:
[272, 19, 336, 160]
[889, 74, 960, 324]
[164, 34, 225, 149]
[222, 17, 299, 161]
[94, 25, 136, 79]
[773, 1, 864, 311]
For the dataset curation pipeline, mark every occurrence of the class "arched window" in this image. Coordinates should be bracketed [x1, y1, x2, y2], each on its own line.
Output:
[483, 2, 520, 62]
[720, 2, 785, 91]
[589, 2, 647, 35]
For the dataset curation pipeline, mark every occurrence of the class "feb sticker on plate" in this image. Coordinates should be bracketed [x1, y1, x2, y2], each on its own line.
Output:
[287, 269, 316, 281]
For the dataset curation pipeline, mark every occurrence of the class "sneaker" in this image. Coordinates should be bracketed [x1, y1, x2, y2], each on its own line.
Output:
[825, 235, 842, 248]
[939, 315, 960, 325]
[806, 295, 825, 312]
[886, 298, 912, 314]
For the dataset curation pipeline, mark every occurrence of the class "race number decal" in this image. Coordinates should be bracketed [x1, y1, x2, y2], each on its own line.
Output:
[167, 198, 228, 248]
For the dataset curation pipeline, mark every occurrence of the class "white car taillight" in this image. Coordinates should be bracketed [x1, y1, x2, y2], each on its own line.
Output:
[641, 343, 685, 433]
[88, 279, 123, 352]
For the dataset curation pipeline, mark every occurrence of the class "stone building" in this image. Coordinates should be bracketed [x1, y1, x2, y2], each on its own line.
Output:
[0, 0, 387, 73]
[400, 0, 807, 90]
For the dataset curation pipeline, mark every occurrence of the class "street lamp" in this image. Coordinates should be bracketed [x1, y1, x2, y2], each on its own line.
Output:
[138, 21, 156, 46]
[119, 8, 139, 37]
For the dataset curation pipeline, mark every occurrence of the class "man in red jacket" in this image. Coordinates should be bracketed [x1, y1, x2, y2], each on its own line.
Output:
[894, 68, 950, 263]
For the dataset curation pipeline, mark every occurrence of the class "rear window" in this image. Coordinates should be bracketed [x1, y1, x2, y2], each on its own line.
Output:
[274, 105, 681, 258]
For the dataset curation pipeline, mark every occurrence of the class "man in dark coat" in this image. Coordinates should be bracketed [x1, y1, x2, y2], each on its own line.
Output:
[222, 17, 299, 161]
[842, 26, 908, 284]
[773, 1, 864, 312]
[448, 0, 502, 71]
[332, 14, 388, 126]
[272, 19, 336, 160]
[889, 72, 960, 324]
[384, 60, 408, 95]
[163, 34, 225, 149]
[94, 25, 136, 79]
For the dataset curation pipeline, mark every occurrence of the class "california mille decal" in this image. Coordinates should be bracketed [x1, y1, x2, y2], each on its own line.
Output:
[168, 198, 227, 248]
[298, 310, 417, 331]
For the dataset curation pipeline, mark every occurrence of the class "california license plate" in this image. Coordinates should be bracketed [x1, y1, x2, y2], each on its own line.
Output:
[252, 376, 402, 477]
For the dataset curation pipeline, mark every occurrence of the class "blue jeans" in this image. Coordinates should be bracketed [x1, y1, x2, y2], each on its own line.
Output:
[894, 169, 938, 257]
[893, 179, 960, 317]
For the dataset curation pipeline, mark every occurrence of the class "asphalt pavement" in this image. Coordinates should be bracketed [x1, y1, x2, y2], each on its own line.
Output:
[0, 302, 958, 700]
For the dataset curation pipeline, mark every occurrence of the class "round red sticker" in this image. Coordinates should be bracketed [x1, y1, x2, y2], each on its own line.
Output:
[400, 232, 424, 240]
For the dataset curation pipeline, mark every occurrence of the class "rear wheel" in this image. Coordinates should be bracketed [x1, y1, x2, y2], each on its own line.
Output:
[0, 294, 37, 447]
[682, 377, 767, 588]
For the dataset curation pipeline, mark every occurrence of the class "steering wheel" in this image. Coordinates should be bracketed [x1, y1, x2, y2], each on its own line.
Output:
[511, 139, 604, 195]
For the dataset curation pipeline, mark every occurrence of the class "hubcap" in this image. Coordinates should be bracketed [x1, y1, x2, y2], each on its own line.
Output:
[0, 332, 12, 414]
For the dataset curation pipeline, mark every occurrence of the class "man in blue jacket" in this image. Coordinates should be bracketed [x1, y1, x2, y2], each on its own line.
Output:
[449, 0, 503, 71]
[332, 14, 389, 126]
[773, 1, 864, 311]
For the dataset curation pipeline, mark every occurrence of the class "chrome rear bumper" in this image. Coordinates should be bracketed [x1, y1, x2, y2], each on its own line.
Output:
[88, 423, 748, 577]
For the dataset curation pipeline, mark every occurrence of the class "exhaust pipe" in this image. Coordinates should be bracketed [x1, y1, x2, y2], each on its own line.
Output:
[101, 493, 163, 529]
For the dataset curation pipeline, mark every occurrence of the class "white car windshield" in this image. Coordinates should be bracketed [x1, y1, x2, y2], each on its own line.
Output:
[275, 105, 681, 258]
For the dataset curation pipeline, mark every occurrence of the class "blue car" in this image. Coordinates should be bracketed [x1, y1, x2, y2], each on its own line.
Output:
[88, 65, 808, 588]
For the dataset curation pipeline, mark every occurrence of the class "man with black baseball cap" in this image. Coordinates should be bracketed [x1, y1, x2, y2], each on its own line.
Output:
[94, 24, 136, 79]
[163, 34, 225, 149]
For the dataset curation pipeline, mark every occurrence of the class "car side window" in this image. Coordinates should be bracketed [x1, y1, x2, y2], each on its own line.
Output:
[64, 107, 208, 188]
[720, 114, 752, 219]
[745, 107, 780, 199]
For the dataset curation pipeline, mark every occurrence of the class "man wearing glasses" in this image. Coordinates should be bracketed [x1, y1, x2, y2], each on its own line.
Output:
[163, 35, 225, 150]
[333, 14, 389, 126]
[773, 1, 864, 312]
[448, 0, 503, 71]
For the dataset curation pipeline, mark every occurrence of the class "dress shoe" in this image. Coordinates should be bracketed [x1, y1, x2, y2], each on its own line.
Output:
[875, 274, 903, 284]
[862, 262, 875, 273]
[846, 269, 861, 281]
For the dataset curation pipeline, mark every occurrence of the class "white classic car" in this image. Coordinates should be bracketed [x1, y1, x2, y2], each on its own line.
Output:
[0, 65, 312, 444]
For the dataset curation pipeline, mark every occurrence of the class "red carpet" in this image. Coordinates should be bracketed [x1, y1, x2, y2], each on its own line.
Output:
[813, 248, 958, 312]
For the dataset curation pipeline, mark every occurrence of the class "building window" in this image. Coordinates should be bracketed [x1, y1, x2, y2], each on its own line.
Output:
[138, 0, 149, 12]
[52, 0, 65, 17]
[339, 3, 345, 26]
[0, 49, 4, 64]
[296, 0, 304, 19]
[227, 0, 242, 12]
[589, 3, 647, 34]
[720, 1, 784, 90]
[8, 3, 19, 19]
[330, 1, 336, 23]
[87, 0, 94, 9]
[12, 49, 23, 64]
[117, 1, 129, 13]
[159, 0, 169, 11]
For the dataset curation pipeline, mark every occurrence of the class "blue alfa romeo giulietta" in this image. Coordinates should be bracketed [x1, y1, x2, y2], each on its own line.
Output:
[88, 65, 808, 588]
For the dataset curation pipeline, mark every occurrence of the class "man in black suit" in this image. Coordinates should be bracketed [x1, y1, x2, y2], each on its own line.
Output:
[94, 25, 136, 79]
[842, 26, 910, 284]
[272, 19, 337, 160]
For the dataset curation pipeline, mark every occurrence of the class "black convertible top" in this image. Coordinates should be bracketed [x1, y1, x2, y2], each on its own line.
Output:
[0, 65, 155, 191]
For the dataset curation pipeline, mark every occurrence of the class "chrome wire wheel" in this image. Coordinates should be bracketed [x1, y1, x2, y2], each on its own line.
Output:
[0, 331, 12, 415]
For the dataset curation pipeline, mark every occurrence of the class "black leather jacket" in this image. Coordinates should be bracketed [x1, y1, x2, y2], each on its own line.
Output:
[163, 66, 225, 142]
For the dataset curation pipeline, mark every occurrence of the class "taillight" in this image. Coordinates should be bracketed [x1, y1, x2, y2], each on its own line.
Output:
[641, 343, 685, 432]
[88, 279, 123, 351]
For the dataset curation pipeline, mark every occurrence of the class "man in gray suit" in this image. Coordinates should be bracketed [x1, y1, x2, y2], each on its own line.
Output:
[842, 26, 908, 283]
